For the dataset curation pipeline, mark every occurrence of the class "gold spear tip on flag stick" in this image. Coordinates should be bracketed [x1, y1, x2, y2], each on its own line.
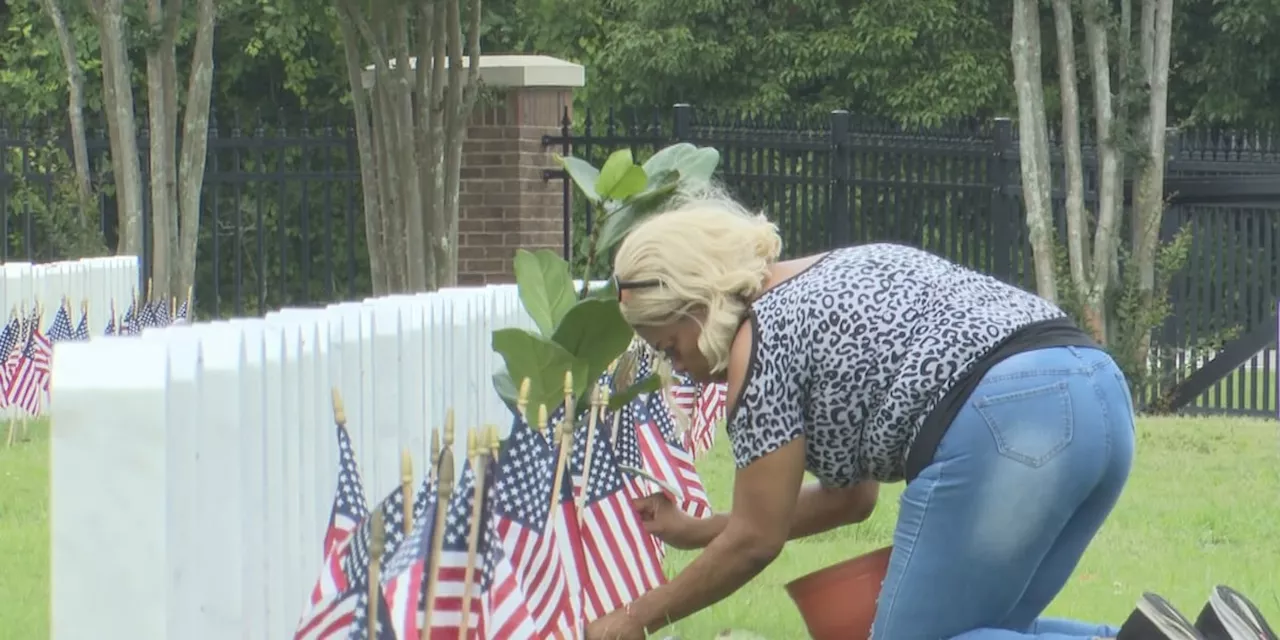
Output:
[517, 377, 531, 424]
[331, 388, 347, 426]
[487, 425, 499, 456]
[536, 404, 548, 433]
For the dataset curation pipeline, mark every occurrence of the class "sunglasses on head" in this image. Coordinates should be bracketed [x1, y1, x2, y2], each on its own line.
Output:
[612, 275, 662, 301]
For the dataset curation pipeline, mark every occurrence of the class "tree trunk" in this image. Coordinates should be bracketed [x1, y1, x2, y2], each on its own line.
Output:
[145, 0, 181, 299]
[1083, 0, 1120, 344]
[94, 0, 146, 266]
[424, 0, 449, 290]
[39, 0, 92, 209]
[1052, 0, 1089, 300]
[1010, 0, 1058, 303]
[176, 0, 217, 302]
[336, 13, 389, 295]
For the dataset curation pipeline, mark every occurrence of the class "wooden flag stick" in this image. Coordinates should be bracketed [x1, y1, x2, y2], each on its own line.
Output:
[487, 425, 500, 461]
[576, 389, 603, 525]
[545, 403, 572, 531]
[457, 428, 487, 639]
[367, 509, 385, 640]
[421, 411, 455, 640]
[608, 385, 622, 450]
[429, 429, 441, 483]
[401, 448, 414, 536]
[516, 377, 531, 426]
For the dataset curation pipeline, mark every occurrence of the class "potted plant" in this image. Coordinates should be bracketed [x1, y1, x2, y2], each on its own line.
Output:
[490, 142, 721, 416]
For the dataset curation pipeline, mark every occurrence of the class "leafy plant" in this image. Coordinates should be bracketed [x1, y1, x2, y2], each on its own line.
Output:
[490, 143, 721, 416]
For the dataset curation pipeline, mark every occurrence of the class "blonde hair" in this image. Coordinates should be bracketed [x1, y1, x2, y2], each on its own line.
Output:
[612, 185, 783, 374]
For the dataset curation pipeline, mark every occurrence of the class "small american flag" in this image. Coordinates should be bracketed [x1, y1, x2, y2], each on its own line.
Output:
[118, 301, 136, 335]
[563, 409, 665, 621]
[307, 423, 370, 609]
[174, 298, 190, 323]
[686, 382, 725, 458]
[0, 316, 22, 404]
[71, 306, 89, 341]
[7, 319, 52, 413]
[46, 305, 73, 342]
[491, 412, 576, 637]
[299, 487, 403, 639]
[427, 458, 537, 639]
[636, 394, 712, 519]
[380, 475, 438, 638]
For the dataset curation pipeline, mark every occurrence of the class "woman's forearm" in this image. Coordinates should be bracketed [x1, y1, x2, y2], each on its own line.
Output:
[690, 480, 879, 547]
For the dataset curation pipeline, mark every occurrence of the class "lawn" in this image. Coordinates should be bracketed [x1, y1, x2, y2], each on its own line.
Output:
[2, 416, 1278, 638]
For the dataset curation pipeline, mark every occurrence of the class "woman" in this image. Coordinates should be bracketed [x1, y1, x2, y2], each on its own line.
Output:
[584, 188, 1274, 640]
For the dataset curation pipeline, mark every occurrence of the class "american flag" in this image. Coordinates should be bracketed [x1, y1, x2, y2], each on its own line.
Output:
[633, 395, 712, 519]
[686, 382, 725, 458]
[175, 298, 190, 323]
[380, 475, 438, 638]
[298, 486, 404, 638]
[307, 423, 370, 608]
[103, 313, 116, 337]
[297, 506, 398, 640]
[669, 370, 699, 422]
[427, 458, 537, 639]
[491, 412, 576, 637]
[608, 402, 668, 561]
[147, 298, 172, 328]
[561, 408, 665, 620]
[46, 305, 73, 342]
[71, 306, 89, 340]
[0, 315, 21, 403]
[118, 300, 136, 335]
[7, 317, 52, 413]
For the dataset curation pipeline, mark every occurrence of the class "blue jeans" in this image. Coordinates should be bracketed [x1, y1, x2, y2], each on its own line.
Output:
[871, 346, 1136, 640]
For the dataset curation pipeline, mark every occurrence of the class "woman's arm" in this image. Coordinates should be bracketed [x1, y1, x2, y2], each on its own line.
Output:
[686, 479, 880, 548]
[623, 318, 811, 633]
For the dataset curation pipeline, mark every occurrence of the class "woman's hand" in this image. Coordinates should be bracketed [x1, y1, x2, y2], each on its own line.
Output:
[585, 607, 646, 640]
[632, 493, 711, 550]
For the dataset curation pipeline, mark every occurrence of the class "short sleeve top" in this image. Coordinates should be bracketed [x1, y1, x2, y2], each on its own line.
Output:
[726, 243, 1066, 485]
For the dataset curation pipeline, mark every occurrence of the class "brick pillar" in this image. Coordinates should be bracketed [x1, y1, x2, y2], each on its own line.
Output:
[458, 76, 578, 285]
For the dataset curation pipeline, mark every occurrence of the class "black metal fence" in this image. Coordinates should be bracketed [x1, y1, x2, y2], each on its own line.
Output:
[544, 105, 1280, 417]
[2, 108, 1277, 416]
[0, 115, 369, 318]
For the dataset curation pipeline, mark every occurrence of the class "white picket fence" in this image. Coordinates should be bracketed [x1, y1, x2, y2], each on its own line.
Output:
[48, 281, 595, 640]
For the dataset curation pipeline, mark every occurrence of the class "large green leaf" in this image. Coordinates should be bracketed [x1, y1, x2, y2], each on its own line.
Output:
[555, 155, 602, 203]
[596, 149, 648, 201]
[513, 248, 577, 337]
[492, 328, 589, 417]
[594, 170, 683, 254]
[607, 374, 663, 410]
[551, 298, 635, 381]
[681, 147, 721, 184]
[642, 143, 698, 177]
[492, 367, 519, 411]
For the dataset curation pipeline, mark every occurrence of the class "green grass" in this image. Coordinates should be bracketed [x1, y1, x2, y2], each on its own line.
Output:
[2, 417, 1278, 639]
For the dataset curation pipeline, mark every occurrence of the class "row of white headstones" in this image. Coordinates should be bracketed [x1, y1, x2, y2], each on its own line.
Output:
[49, 281, 561, 640]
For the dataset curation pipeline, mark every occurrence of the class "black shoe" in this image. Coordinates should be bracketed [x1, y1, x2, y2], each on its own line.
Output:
[1117, 592, 1206, 640]
[1194, 585, 1278, 640]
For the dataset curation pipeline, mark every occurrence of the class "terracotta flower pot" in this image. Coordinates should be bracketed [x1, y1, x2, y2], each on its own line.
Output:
[785, 545, 893, 640]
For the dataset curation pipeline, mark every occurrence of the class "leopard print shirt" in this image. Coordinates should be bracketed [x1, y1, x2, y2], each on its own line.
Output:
[727, 243, 1067, 485]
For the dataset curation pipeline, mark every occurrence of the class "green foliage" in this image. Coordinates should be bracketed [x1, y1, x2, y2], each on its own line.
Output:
[490, 142, 721, 417]
[1052, 223, 1199, 398]
[512, 249, 578, 336]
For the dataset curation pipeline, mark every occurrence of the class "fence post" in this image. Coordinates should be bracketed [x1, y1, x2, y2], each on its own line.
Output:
[830, 110, 851, 247]
[990, 117, 1018, 284]
[673, 104, 693, 142]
